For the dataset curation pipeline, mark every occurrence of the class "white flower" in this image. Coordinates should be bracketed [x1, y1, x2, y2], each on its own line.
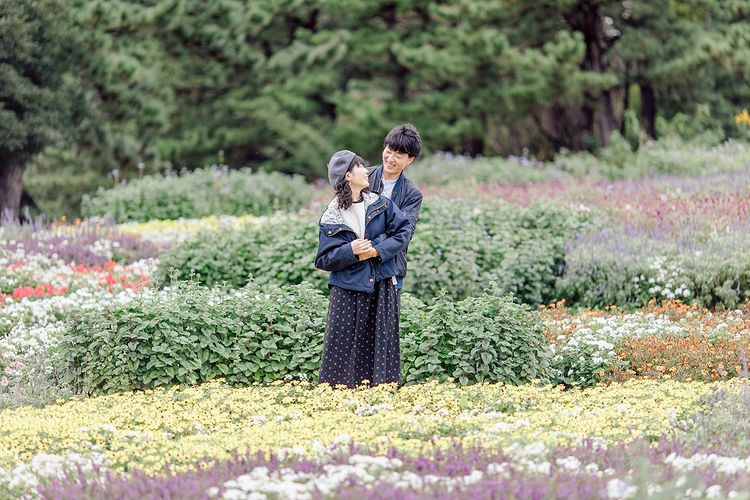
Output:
[555, 456, 581, 471]
[333, 433, 351, 445]
[607, 479, 637, 499]
[646, 484, 662, 496]
[706, 485, 722, 498]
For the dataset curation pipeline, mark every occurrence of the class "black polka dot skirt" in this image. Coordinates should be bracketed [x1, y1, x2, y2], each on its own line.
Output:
[318, 279, 402, 388]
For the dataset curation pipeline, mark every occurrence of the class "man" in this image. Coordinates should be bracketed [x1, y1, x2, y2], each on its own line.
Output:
[367, 123, 423, 291]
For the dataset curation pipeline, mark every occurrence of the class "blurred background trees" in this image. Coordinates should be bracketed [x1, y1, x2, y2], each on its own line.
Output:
[0, 0, 73, 219]
[2, 0, 749, 217]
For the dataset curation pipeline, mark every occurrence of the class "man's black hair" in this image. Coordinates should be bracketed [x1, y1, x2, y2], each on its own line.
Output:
[384, 123, 422, 159]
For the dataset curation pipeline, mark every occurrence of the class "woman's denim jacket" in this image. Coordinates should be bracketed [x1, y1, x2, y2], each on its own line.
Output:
[315, 192, 412, 293]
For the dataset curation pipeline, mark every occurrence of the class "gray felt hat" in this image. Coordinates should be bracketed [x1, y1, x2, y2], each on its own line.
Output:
[327, 150, 356, 187]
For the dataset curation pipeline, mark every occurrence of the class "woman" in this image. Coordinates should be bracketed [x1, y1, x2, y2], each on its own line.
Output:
[315, 150, 412, 388]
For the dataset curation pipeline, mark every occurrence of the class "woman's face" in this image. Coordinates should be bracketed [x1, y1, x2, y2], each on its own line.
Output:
[346, 162, 370, 189]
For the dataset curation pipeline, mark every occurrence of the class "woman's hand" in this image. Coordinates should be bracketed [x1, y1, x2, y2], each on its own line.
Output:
[351, 238, 373, 255]
[357, 247, 379, 261]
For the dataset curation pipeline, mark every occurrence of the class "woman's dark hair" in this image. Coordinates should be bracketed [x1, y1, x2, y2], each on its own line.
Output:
[335, 155, 368, 210]
[384, 123, 422, 159]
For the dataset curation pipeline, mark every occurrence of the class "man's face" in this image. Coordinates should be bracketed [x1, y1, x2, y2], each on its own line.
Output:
[381, 145, 414, 178]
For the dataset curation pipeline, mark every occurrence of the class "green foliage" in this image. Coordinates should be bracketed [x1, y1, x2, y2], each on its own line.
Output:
[62, 282, 328, 393]
[0, 0, 75, 216]
[153, 216, 325, 290]
[81, 166, 315, 222]
[557, 230, 750, 310]
[622, 110, 642, 151]
[407, 199, 592, 305]
[155, 197, 592, 306]
[6, 0, 749, 216]
[408, 154, 568, 187]
[0, 0, 72, 157]
[404, 200, 487, 303]
[656, 105, 726, 145]
[61, 281, 550, 394]
[24, 160, 105, 218]
[401, 288, 552, 386]
[677, 383, 750, 456]
[410, 137, 750, 191]
[550, 136, 750, 180]
[64, 0, 340, 180]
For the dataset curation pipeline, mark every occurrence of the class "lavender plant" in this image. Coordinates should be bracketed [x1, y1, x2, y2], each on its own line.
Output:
[0, 221, 161, 266]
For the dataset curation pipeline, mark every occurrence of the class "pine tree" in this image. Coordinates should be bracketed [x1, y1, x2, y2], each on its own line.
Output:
[0, 0, 73, 218]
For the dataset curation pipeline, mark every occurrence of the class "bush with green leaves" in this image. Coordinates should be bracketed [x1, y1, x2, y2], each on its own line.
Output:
[409, 139, 750, 189]
[401, 288, 552, 386]
[155, 197, 592, 306]
[62, 282, 328, 394]
[153, 217, 325, 290]
[558, 228, 750, 310]
[81, 166, 315, 222]
[396, 199, 592, 304]
[409, 154, 568, 187]
[551, 136, 750, 180]
[61, 282, 550, 394]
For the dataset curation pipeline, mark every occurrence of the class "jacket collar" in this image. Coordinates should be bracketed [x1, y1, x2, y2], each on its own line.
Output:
[320, 191, 380, 226]
[370, 164, 404, 197]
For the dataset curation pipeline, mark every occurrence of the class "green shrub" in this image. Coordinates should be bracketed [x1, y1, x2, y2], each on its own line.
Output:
[405, 199, 592, 304]
[153, 217, 325, 290]
[401, 288, 552, 385]
[676, 383, 750, 456]
[24, 160, 106, 218]
[409, 154, 566, 186]
[62, 282, 328, 394]
[551, 136, 750, 180]
[409, 139, 750, 189]
[557, 229, 750, 310]
[404, 199, 487, 302]
[61, 282, 550, 394]
[155, 197, 591, 306]
[81, 166, 316, 222]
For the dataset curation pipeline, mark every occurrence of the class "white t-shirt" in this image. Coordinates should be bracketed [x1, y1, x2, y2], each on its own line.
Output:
[382, 178, 398, 199]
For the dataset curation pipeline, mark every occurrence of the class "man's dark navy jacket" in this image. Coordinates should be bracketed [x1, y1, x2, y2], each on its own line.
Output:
[368, 165, 423, 288]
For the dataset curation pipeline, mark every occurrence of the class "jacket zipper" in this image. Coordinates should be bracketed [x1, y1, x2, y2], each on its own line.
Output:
[326, 226, 354, 237]
[365, 202, 387, 226]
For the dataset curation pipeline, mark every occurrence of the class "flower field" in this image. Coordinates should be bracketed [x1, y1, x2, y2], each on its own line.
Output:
[3, 159, 750, 498]
[3, 379, 747, 498]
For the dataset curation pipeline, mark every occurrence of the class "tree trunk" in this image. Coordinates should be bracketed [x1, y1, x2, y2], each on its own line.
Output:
[565, 2, 618, 148]
[639, 82, 657, 139]
[0, 160, 24, 221]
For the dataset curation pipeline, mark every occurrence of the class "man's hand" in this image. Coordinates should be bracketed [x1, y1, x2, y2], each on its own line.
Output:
[351, 238, 373, 255]
[357, 247, 379, 261]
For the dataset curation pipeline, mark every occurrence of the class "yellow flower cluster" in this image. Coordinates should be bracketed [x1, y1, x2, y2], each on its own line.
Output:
[117, 214, 261, 238]
[0, 379, 724, 475]
[736, 108, 750, 127]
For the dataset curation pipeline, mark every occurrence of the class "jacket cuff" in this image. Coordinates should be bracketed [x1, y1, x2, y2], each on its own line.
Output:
[372, 243, 390, 263]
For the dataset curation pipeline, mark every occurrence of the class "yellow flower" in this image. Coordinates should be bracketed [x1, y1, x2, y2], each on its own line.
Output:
[735, 108, 750, 127]
[117, 214, 261, 237]
[0, 379, 727, 475]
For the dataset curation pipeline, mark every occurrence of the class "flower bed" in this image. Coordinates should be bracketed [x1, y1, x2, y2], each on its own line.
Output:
[0, 378, 728, 498]
[543, 301, 750, 386]
[35, 439, 750, 500]
[0, 257, 151, 306]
